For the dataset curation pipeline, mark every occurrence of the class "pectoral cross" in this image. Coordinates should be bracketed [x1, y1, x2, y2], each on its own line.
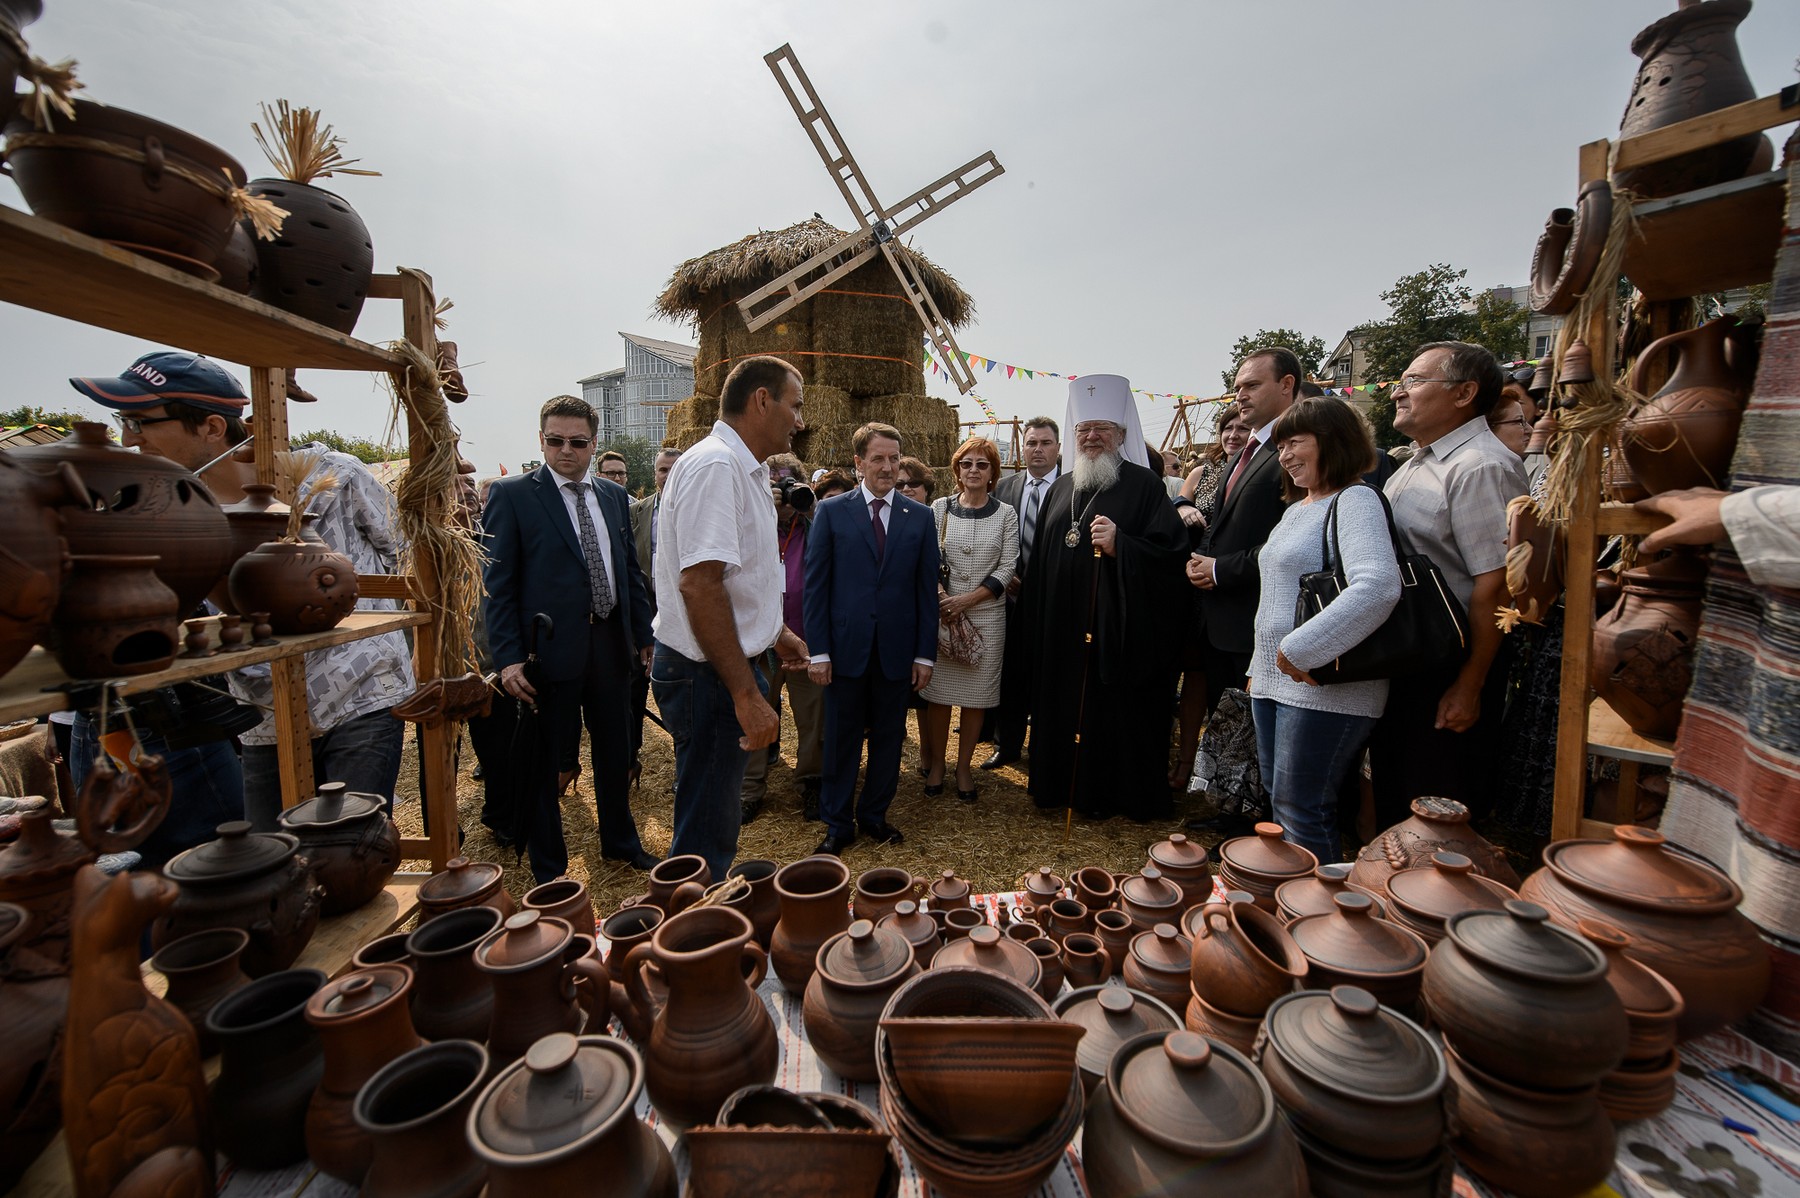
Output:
[1087, 385, 1096, 396]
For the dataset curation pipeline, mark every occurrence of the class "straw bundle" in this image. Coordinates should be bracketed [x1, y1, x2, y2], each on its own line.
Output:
[809, 262, 923, 397]
[251, 100, 380, 185]
[661, 393, 720, 445]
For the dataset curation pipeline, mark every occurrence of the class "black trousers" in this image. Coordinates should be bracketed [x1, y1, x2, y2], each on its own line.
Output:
[530, 612, 645, 881]
[989, 598, 1029, 755]
[1366, 653, 1511, 828]
[820, 663, 913, 840]
[466, 692, 519, 832]
[1199, 641, 1253, 714]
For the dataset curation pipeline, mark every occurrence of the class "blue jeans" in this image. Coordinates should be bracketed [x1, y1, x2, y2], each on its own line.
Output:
[242, 706, 405, 832]
[654, 642, 761, 882]
[1251, 697, 1375, 866]
[70, 714, 245, 873]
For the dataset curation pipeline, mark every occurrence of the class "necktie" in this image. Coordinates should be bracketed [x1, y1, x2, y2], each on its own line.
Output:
[1020, 477, 1044, 566]
[566, 481, 615, 619]
[1224, 437, 1260, 503]
[870, 496, 887, 563]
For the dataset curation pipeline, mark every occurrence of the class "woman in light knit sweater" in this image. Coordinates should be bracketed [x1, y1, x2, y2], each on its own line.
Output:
[1249, 398, 1403, 863]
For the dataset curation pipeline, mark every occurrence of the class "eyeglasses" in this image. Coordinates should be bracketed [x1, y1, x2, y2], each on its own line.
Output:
[956, 460, 991, 470]
[599, 467, 628, 478]
[898, 479, 924, 489]
[113, 413, 183, 434]
[1492, 419, 1529, 430]
[1396, 375, 1463, 391]
[543, 435, 593, 449]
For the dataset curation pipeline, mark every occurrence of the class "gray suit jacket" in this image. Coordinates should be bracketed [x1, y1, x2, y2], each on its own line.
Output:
[629, 493, 658, 612]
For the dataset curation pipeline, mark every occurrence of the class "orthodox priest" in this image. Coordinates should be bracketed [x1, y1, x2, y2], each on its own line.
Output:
[1022, 376, 1189, 820]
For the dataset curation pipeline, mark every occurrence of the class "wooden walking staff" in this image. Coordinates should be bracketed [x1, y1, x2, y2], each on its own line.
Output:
[1063, 540, 1104, 841]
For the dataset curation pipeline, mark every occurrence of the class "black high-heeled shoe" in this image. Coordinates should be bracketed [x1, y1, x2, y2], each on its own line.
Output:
[923, 781, 945, 797]
[957, 785, 979, 804]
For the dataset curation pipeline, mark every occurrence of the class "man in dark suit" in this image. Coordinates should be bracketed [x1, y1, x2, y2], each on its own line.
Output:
[1187, 347, 1298, 713]
[484, 394, 658, 882]
[627, 447, 680, 780]
[984, 415, 1061, 769]
[804, 422, 939, 856]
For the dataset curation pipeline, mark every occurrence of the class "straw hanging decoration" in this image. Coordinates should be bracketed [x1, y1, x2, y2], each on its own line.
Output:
[273, 451, 337, 541]
[3, 24, 82, 132]
[251, 99, 381, 185]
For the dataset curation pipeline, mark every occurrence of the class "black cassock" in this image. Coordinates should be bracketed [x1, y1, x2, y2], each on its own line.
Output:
[1021, 460, 1189, 819]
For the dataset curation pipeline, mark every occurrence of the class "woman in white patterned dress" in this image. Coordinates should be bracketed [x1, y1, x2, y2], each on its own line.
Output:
[921, 437, 1019, 803]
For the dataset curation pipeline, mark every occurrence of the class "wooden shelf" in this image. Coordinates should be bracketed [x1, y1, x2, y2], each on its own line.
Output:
[1621, 169, 1785, 301]
[1595, 502, 1671, 537]
[0, 203, 403, 372]
[1586, 695, 1675, 767]
[0, 610, 428, 724]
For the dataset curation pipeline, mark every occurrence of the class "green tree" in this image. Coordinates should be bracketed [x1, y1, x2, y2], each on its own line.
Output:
[1220, 329, 1328, 390]
[1, 404, 90, 430]
[293, 429, 407, 463]
[1470, 290, 1530, 364]
[600, 435, 658, 496]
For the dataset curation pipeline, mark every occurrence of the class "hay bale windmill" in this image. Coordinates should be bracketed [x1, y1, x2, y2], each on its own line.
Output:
[656, 44, 1002, 469]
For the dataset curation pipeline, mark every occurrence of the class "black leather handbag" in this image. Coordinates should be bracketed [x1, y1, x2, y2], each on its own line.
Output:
[1293, 484, 1468, 685]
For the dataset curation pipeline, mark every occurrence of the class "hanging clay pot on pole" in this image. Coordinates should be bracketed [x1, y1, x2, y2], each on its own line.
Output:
[1614, 0, 1762, 198]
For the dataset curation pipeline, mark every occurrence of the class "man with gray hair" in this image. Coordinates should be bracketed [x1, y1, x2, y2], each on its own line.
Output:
[1021, 377, 1188, 820]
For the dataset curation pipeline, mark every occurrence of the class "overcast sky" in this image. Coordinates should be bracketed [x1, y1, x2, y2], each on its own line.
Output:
[5, 0, 1796, 472]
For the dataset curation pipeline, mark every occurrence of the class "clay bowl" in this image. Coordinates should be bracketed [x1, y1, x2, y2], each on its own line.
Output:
[686, 1125, 892, 1198]
[879, 1016, 1082, 1145]
[941, 908, 986, 941]
[1183, 985, 1264, 1058]
[880, 961, 1053, 1023]
[1443, 1042, 1615, 1198]
[1600, 1050, 1680, 1123]
[879, 1067, 1082, 1198]
[1289, 1122, 1455, 1198]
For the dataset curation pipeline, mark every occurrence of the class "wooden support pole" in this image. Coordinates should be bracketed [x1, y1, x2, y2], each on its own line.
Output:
[250, 365, 314, 808]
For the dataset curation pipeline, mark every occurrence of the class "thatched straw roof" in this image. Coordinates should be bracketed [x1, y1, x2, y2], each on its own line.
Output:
[656, 217, 974, 328]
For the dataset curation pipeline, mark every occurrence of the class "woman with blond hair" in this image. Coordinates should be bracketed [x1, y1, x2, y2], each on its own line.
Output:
[919, 436, 1018, 802]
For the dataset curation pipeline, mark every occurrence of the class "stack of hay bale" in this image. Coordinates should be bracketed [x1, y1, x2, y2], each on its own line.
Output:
[655, 218, 970, 472]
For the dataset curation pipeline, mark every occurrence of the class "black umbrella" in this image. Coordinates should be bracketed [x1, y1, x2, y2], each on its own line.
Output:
[500, 613, 557, 861]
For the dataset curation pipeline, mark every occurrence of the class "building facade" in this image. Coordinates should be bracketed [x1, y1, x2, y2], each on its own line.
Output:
[576, 332, 697, 445]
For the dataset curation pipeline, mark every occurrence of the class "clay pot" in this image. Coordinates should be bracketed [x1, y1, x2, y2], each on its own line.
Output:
[1287, 893, 1428, 1013]
[1518, 825, 1769, 1041]
[625, 906, 777, 1128]
[1348, 797, 1521, 898]
[852, 867, 924, 925]
[1083, 1031, 1309, 1198]
[1275, 863, 1387, 925]
[771, 854, 851, 995]
[1614, 0, 1761, 198]
[1384, 851, 1520, 945]
[876, 899, 940, 967]
[47, 554, 180, 677]
[0, 454, 82, 677]
[0, 897, 65, 1188]
[881, 1012, 1082, 1146]
[475, 911, 609, 1067]
[228, 538, 360, 635]
[206, 968, 327, 1169]
[1021, 865, 1065, 905]
[150, 927, 250, 1056]
[803, 918, 920, 1082]
[1146, 832, 1212, 907]
[1053, 984, 1180, 1096]
[214, 223, 258, 294]
[1182, 986, 1264, 1058]
[1118, 866, 1185, 931]
[1094, 907, 1135, 978]
[1443, 1043, 1614, 1198]
[1041, 896, 1091, 944]
[1189, 897, 1309, 1017]
[686, 1127, 892, 1198]
[155, 821, 322, 978]
[940, 907, 986, 942]
[10, 423, 232, 615]
[1002, 916, 1044, 942]
[467, 1033, 675, 1198]
[726, 858, 780, 948]
[1422, 900, 1628, 1090]
[1600, 1049, 1680, 1122]
[354, 1039, 490, 1198]
[1217, 823, 1318, 912]
[1591, 549, 1707, 739]
[245, 179, 375, 334]
[1579, 919, 1685, 1063]
[927, 868, 972, 910]
[599, 904, 664, 1041]
[0, 807, 92, 980]
[404, 904, 501, 1042]
[1529, 179, 1615, 317]
[645, 854, 710, 911]
[352, 931, 412, 970]
[1257, 986, 1446, 1163]
[1288, 1124, 1453, 1198]
[304, 964, 423, 1184]
[209, 483, 322, 612]
[418, 856, 516, 923]
[1061, 932, 1112, 988]
[1121, 923, 1193, 1012]
[1025, 937, 1064, 1002]
[2, 99, 246, 268]
[523, 877, 596, 942]
[1072, 865, 1118, 912]
[931, 924, 1042, 994]
[278, 781, 399, 916]
[1622, 317, 1751, 494]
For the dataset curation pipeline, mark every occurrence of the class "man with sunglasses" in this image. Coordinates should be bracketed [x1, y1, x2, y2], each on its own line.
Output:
[484, 394, 658, 880]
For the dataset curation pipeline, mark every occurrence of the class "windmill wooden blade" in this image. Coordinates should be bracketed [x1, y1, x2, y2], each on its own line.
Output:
[736, 230, 881, 332]
[880, 241, 976, 393]
[763, 43, 886, 231]
[883, 152, 1005, 239]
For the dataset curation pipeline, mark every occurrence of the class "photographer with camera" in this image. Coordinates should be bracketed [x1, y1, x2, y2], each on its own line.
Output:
[740, 453, 825, 823]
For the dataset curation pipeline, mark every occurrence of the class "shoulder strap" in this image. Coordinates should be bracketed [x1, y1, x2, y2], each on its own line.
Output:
[1323, 482, 1407, 578]
[934, 497, 949, 549]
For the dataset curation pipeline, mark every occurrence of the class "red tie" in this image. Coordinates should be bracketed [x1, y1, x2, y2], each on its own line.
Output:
[1224, 437, 1260, 502]
[870, 497, 887, 562]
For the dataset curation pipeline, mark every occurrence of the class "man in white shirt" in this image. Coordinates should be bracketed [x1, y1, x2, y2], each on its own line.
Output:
[984, 415, 1061, 769]
[652, 357, 810, 880]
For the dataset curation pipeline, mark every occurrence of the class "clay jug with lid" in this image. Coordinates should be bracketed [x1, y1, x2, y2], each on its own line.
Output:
[404, 904, 500, 1042]
[803, 918, 920, 1082]
[228, 538, 360, 635]
[1287, 892, 1429, 1012]
[1217, 823, 1318, 911]
[206, 968, 327, 1169]
[1022, 865, 1066, 904]
[474, 911, 609, 1066]
[279, 781, 400, 915]
[1118, 866, 1185, 931]
[1622, 317, 1751, 494]
[1591, 548, 1707, 739]
[210, 482, 323, 612]
[1518, 824, 1769, 1040]
[1385, 851, 1520, 945]
[47, 554, 180, 678]
[1579, 919, 1685, 1063]
[1189, 898, 1308, 1017]
[1052, 985, 1181, 1096]
[1349, 797, 1520, 897]
[154, 820, 322, 977]
[1122, 923, 1194, 1013]
[624, 905, 777, 1128]
[1614, 0, 1761, 198]
[304, 964, 422, 1184]
[468, 1033, 675, 1198]
[930, 923, 1042, 994]
[354, 1039, 490, 1198]
[1146, 833, 1211, 907]
[418, 856, 515, 922]
[1274, 862, 1387, 924]
[876, 899, 940, 967]
[0, 453, 83, 676]
[927, 868, 972, 910]
[771, 854, 851, 995]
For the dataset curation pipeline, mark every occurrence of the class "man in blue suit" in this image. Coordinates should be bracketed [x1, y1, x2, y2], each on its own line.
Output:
[804, 422, 939, 856]
[484, 394, 658, 882]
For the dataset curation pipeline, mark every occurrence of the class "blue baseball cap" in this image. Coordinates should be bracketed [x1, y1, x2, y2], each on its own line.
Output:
[69, 351, 250, 417]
